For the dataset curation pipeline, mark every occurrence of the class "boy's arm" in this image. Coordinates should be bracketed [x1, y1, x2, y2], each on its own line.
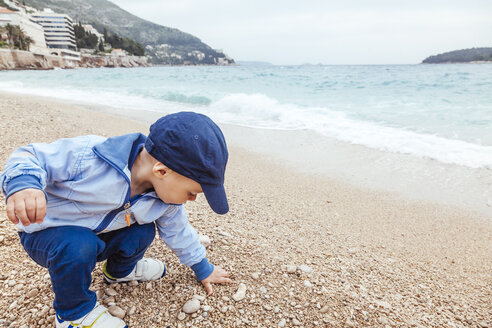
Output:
[155, 205, 232, 294]
[155, 205, 213, 280]
[1, 136, 96, 225]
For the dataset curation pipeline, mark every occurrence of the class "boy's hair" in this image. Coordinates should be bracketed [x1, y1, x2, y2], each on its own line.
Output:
[145, 112, 229, 214]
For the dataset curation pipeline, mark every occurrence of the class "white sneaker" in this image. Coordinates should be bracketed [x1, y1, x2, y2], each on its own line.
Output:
[55, 303, 126, 328]
[103, 258, 166, 283]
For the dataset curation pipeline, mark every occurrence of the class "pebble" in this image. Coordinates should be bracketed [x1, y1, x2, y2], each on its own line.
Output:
[182, 299, 200, 314]
[251, 272, 260, 279]
[198, 234, 211, 248]
[283, 265, 297, 273]
[108, 306, 125, 319]
[8, 301, 17, 311]
[0, 236, 4, 243]
[232, 283, 247, 301]
[145, 282, 152, 290]
[129, 280, 138, 287]
[202, 305, 212, 312]
[8, 280, 15, 287]
[192, 294, 206, 302]
[320, 305, 329, 313]
[348, 248, 358, 254]
[177, 312, 186, 321]
[479, 322, 489, 328]
[303, 280, 312, 288]
[27, 288, 39, 298]
[259, 286, 267, 293]
[345, 319, 355, 327]
[105, 288, 118, 296]
[374, 300, 392, 310]
[378, 316, 389, 324]
[103, 296, 115, 304]
[278, 318, 286, 327]
[292, 318, 301, 326]
[128, 305, 136, 316]
[298, 265, 313, 273]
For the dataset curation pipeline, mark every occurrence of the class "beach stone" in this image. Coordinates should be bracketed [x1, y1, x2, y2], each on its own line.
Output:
[129, 280, 138, 286]
[232, 283, 247, 301]
[479, 322, 489, 328]
[198, 234, 211, 248]
[348, 248, 358, 254]
[177, 312, 186, 321]
[128, 305, 136, 315]
[292, 318, 301, 326]
[345, 319, 355, 327]
[8, 280, 15, 287]
[182, 299, 200, 314]
[27, 288, 39, 298]
[145, 282, 152, 290]
[283, 265, 297, 273]
[278, 318, 286, 327]
[251, 272, 260, 279]
[303, 280, 312, 288]
[0, 235, 4, 243]
[202, 305, 212, 312]
[105, 288, 117, 296]
[108, 306, 125, 319]
[8, 301, 17, 311]
[299, 265, 313, 273]
[374, 300, 392, 310]
[378, 316, 389, 324]
[263, 304, 272, 311]
[192, 294, 206, 302]
[320, 305, 329, 313]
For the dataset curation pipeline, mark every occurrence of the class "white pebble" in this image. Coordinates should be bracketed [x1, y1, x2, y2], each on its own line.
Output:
[303, 280, 312, 288]
[108, 306, 125, 319]
[182, 299, 200, 314]
[232, 283, 247, 302]
[177, 312, 186, 320]
[298, 265, 313, 273]
[278, 318, 286, 327]
[105, 288, 117, 296]
[192, 294, 206, 302]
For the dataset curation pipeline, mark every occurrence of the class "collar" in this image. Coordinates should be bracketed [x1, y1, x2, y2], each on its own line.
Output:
[92, 133, 148, 172]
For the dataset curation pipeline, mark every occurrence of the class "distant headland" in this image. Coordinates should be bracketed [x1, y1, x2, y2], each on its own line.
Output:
[422, 47, 492, 64]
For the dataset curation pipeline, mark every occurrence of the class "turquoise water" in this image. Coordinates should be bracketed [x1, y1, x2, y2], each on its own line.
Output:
[1, 64, 491, 168]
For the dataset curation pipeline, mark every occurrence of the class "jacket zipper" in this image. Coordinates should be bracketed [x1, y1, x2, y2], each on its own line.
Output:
[92, 147, 132, 233]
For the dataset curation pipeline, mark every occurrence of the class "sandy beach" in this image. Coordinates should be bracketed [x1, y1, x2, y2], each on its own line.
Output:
[0, 92, 490, 327]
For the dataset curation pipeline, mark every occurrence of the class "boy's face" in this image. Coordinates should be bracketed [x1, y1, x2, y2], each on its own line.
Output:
[152, 166, 203, 206]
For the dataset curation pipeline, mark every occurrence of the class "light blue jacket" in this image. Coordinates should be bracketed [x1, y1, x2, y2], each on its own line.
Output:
[0, 133, 213, 280]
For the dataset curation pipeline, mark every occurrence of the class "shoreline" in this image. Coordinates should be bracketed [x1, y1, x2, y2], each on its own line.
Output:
[0, 92, 490, 327]
[2, 90, 490, 217]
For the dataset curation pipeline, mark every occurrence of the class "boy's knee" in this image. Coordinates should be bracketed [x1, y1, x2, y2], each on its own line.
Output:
[51, 230, 104, 266]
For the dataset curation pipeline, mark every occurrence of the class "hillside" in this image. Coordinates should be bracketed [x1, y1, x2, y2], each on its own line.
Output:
[422, 47, 492, 64]
[22, 0, 234, 65]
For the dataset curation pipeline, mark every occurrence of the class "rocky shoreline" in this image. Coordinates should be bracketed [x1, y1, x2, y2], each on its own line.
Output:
[0, 49, 150, 70]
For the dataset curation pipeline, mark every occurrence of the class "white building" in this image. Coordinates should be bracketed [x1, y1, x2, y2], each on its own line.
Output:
[82, 24, 104, 42]
[30, 9, 80, 60]
[0, 6, 47, 54]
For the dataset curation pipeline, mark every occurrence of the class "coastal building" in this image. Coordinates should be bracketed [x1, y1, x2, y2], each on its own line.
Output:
[82, 24, 104, 42]
[0, 6, 48, 54]
[30, 9, 80, 60]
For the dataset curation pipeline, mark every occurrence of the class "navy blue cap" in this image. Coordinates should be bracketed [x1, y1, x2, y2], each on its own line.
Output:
[145, 112, 229, 214]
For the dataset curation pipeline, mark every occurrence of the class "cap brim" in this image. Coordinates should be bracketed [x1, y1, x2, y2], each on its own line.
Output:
[201, 183, 229, 215]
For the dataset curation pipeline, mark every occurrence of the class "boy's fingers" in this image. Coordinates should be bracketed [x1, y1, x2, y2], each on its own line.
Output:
[35, 196, 46, 224]
[24, 197, 37, 223]
[203, 281, 213, 295]
[14, 200, 30, 226]
[6, 200, 18, 224]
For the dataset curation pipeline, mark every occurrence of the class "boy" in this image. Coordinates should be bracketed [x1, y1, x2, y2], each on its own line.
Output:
[0, 112, 232, 328]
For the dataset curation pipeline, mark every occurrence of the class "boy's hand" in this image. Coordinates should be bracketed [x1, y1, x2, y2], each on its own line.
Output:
[6, 188, 46, 226]
[201, 266, 233, 295]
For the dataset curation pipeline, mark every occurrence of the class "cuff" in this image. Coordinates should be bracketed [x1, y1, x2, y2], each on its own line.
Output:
[6, 175, 44, 201]
[191, 258, 214, 281]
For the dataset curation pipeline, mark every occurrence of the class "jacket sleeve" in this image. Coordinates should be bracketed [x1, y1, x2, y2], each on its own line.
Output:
[0, 136, 93, 200]
[155, 205, 214, 281]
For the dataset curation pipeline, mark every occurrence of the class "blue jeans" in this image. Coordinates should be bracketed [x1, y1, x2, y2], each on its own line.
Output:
[19, 223, 156, 321]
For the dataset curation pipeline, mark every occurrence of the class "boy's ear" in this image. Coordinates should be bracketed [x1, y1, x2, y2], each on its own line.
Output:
[153, 162, 171, 178]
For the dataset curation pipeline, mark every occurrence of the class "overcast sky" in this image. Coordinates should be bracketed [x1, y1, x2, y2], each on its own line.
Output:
[109, 0, 492, 65]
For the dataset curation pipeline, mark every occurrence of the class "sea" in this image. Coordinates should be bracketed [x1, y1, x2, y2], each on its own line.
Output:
[1, 63, 491, 169]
